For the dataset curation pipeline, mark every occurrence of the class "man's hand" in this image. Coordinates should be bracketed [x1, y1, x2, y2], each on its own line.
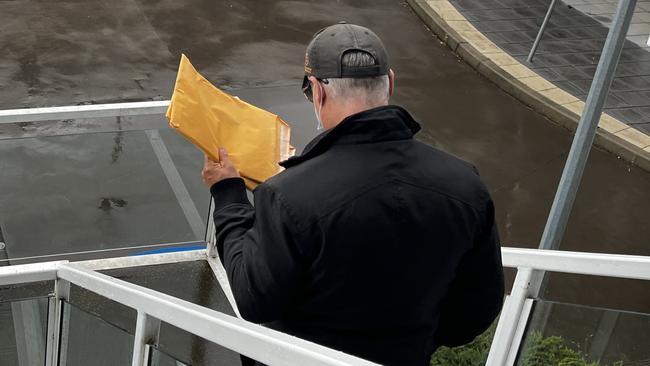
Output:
[202, 148, 240, 187]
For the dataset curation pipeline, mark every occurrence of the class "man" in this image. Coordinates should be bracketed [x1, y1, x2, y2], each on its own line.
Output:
[202, 23, 504, 366]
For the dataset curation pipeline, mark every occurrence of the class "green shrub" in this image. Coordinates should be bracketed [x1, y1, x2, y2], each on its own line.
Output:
[520, 331, 597, 366]
[430, 324, 495, 366]
[429, 327, 624, 366]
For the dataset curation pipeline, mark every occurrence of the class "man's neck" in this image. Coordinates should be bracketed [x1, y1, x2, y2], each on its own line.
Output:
[326, 101, 388, 130]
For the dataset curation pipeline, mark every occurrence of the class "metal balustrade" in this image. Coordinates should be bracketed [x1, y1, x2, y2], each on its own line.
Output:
[0, 91, 647, 364]
[0, 3, 641, 358]
[0, 101, 170, 124]
[1, 247, 649, 366]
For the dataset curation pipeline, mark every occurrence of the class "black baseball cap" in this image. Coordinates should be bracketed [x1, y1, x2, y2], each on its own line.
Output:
[302, 22, 389, 101]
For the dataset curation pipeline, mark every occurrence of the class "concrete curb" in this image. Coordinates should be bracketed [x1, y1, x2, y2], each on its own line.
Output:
[407, 0, 650, 172]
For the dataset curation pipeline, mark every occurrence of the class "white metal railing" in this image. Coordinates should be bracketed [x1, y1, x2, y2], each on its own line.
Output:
[0, 251, 378, 366]
[1, 247, 650, 366]
[0, 0, 642, 358]
[0, 101, 169, 124]
[501, 247, 650, 280]
[59, 263, 378, 366]
[488, 248, 650, 365]
[2, 102, 649, 365]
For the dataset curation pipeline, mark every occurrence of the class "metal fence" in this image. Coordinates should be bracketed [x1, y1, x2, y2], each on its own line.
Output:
[0, 91, 646, 365]
[1, 247, 649, 366]
[0, 1, 642, 359]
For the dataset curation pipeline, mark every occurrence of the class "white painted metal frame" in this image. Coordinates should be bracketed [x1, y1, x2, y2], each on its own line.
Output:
[59, 262, 378, 366]
[2, 103, 649, 365]
[501, 247, 650, 280]
[2, 248, 650, 366]
[0, 101, 169, 124]
[486, 247, 650, 365]
[0, 261, 64, 286]
[204, 200, 242, 317]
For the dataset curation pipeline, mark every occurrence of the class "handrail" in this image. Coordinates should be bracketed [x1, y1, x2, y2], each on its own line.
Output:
[76, 248, 205, 271]
[1, 248, 649, 366]
[0, 260, 66, 286]
[0, 100, 169, 124]
[3, 247, 649, 280]
[501, 247, 650, 281]
[57, 262, 379, 366]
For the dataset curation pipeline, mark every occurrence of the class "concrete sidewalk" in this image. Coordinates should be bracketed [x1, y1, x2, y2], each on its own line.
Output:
[409, 0, 650, 170]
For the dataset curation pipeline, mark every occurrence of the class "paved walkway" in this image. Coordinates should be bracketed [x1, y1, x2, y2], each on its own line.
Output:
[450, 0, 650, 134]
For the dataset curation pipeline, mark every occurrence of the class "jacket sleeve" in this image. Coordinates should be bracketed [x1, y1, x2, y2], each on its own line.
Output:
[432, 198, 505, 348]
[210, 177, 304, 324]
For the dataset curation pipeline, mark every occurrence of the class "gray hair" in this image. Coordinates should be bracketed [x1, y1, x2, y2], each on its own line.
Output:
[324, 51, 390, 106]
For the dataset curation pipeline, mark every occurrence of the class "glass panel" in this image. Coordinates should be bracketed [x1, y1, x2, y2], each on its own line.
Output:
[82, 262, 240, 365]
[0, 86, 319, 265]
[156, 321, 242, 366]
[0, 297, 48, 366]
[149, 346, 189, 366]
[68, 284, 138, 335]
[543, 272, 650, 314]
[0, 126, 209, 261]
[517, 300, 650, 365]
[102, 261, 237, 317]
[0, 281, 53, 303]
[62, 301, 134, 366]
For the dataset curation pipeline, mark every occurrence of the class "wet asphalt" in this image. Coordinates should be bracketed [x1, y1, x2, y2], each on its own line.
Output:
[0, 0, 650, 360]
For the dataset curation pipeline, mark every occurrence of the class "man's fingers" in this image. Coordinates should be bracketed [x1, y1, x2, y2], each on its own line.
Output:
[201, 148, 240, 187]
[219, 148, 232, 167]
[204, 154, 222, 167]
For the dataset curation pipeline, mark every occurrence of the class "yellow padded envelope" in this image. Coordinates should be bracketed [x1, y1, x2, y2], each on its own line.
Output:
[166, 54, 294, 190]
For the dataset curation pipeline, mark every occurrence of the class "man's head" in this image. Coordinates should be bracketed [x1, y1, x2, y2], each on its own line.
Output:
[302, 23, 395, 130]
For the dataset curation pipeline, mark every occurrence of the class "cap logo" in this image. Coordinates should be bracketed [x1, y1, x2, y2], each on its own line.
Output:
[304, 52, 311, 72]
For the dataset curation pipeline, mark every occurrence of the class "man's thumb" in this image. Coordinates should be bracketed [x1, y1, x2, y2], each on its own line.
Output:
[219, 148, 231, 165]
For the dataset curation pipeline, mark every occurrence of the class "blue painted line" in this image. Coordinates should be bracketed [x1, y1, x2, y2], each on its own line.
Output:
[129, 245, 205, 256]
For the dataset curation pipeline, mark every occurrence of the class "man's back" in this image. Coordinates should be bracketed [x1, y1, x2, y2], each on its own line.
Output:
[211, 106, 504, 366]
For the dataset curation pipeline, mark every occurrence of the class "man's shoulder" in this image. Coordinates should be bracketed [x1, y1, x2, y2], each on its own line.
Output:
[259, 139, 490, 213]
[409, 140, 491, 209]
[413, 140, 476, 172]
[257, 161, 321, 208]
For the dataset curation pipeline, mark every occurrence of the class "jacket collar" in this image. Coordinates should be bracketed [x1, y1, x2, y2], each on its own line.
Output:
[280, 105, 421, 168]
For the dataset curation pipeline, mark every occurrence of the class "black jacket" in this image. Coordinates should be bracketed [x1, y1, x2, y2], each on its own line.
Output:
[211, 105, 504, 366]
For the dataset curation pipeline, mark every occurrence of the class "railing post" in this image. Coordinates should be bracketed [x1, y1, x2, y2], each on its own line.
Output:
[537, 0, 636, 253]
[205, 198, 241, 317]
[205, 198, 217, 258]
[45, 297, 58, 366]
[486, 268, 539, 366]
[497, 1, 639, 363]
[505, 298, 534, 365]
[132, 311, 161, 366]
[527, 0, 558, 62]
[47, 279, 70, 366]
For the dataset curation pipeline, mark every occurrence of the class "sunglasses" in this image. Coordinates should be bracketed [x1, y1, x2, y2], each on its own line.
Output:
[301, 75, 329, 103]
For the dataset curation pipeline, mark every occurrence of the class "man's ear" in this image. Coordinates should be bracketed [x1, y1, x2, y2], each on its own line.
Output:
[310, 76, 326, 107]
[388, 69, 395, 97]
